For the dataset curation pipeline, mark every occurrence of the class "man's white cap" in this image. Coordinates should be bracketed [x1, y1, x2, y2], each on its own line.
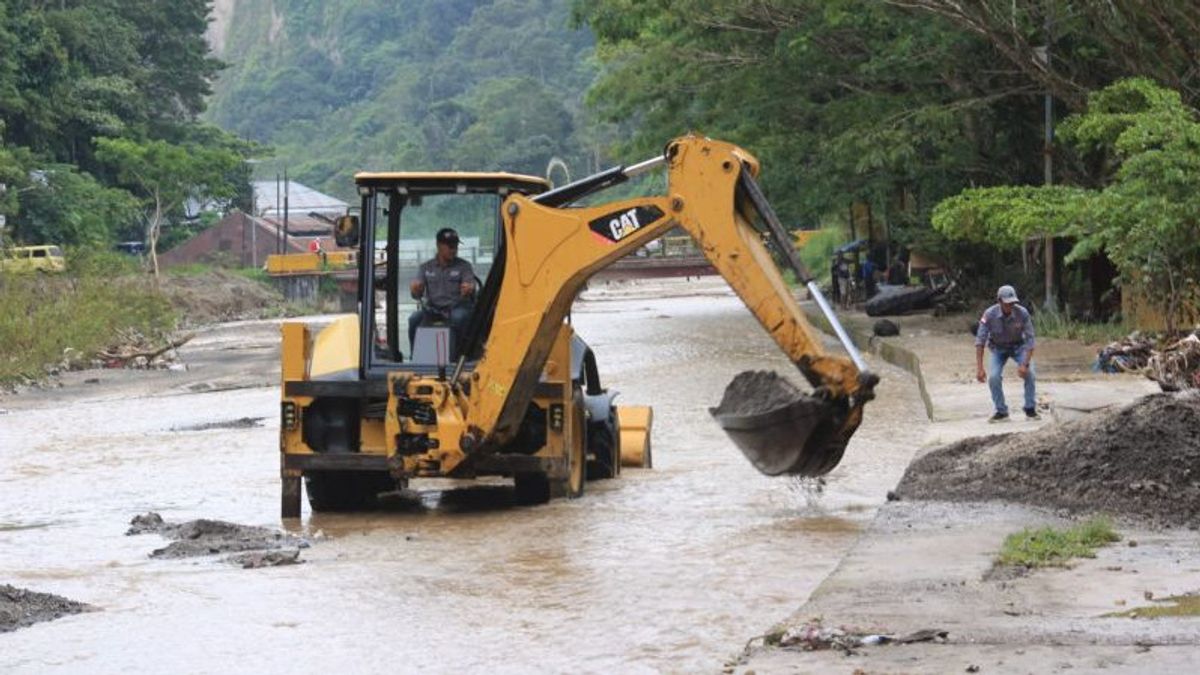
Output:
[997, 285, 1019, 303]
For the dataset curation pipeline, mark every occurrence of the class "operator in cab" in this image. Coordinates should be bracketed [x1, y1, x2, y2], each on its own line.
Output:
[408, 227, 476, 351]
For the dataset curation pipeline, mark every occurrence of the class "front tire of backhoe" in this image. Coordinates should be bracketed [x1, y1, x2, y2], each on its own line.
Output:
[586, 406, 620, 481]
[513, 472, 551, 506]
[305, 471, 392, 512]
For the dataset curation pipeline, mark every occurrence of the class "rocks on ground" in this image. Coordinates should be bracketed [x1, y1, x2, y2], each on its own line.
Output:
[896, 391, 1200, 527]
[127, 512, 308, 566]
[1, 584, 95, 633]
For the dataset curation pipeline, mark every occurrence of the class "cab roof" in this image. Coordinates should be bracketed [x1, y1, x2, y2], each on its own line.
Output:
[352, 171, 549, 196]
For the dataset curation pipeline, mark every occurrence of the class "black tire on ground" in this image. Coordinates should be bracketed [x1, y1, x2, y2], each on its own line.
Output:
[873, 319, 900, 337]
[586, 406, 621, 480]
[865, 287, 937, 317]
[513, 472, 552, 506]
[304, 471, 394, 512]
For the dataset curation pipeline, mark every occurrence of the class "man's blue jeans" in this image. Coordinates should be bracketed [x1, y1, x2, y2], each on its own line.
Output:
[988, 344, 1036, 415]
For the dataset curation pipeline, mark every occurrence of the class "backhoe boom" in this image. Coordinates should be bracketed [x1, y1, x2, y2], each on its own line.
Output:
[462, 136, 876, 474]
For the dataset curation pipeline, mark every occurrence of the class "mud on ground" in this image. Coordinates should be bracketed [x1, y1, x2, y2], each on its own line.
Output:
[1, 585, 95, 633]
[897, 391, 1200, 527]
[127, 513, 308, 566]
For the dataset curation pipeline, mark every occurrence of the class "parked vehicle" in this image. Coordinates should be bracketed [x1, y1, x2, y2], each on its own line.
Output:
[0, 245, 66, 273]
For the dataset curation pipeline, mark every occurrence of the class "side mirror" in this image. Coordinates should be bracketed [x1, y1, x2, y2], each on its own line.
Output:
[334, 214, 360, 248]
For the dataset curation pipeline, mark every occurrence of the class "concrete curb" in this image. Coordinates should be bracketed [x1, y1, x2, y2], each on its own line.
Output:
[801, 303, 936, 421]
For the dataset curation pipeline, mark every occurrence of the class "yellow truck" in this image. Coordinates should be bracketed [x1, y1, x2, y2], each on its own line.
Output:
[0, 245, 66, 273]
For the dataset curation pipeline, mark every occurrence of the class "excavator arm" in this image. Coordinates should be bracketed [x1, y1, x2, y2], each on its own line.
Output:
[460, 136, 877, 476]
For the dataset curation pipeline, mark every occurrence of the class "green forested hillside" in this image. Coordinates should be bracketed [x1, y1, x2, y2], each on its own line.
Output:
[206, 0, 609, 200]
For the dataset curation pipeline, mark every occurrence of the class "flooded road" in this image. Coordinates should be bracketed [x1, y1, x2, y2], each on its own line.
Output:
[0, 278, 926, 673]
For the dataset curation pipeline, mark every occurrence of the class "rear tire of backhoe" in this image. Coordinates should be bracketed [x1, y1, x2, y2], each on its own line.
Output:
[561, 397, 587, 499]
[305, 470, 393, 512]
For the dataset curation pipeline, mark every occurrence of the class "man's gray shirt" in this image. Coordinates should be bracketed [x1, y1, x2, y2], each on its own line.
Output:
[975, 303, 1035, 349]
[413, 257, 474, 311]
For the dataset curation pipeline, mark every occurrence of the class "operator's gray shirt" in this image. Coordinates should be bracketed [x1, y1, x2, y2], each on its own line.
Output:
[412, 257, 475, 311]
[975, 303, 1035, 349]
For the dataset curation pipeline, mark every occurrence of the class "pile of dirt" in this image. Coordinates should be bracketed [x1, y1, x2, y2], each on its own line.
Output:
[159, 270, 287, 325]
[1, 585, 95, 633]
[127, 512, 307, 566]
[711, 370, 806, 416]
[896, 392, 1200, 527]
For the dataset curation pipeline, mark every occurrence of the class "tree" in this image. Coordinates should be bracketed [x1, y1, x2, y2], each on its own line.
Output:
[95, 137, 243, 277]
[933, 79, 1200, 333]
[574, 0, 1046, 232]
[887, 1, 1200, 110]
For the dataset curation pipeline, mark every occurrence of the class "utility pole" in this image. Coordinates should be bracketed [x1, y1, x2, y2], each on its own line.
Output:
[1040, 3, 1057, 312]
[283, 166, 290, 254]
[275, 172, 281, 254]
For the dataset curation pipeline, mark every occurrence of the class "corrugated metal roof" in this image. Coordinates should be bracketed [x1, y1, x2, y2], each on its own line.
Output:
[253, 180, 348, 217]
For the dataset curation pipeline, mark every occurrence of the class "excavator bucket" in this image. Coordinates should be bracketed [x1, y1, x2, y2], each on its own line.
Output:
[709, 371, 858, 476]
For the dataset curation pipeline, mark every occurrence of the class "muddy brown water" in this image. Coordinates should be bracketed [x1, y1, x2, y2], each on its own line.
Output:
[0, 279, 926, 672]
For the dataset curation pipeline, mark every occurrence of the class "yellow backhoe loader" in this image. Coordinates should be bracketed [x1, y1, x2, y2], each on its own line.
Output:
[278, 136, 877, 516]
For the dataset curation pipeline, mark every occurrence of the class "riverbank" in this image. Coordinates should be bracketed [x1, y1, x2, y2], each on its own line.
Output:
[739, 305, 1197, 673]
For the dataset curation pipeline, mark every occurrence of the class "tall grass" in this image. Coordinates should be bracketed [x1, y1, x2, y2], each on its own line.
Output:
[0, 252, 176, 382]
[1033, 311, 1130, 345]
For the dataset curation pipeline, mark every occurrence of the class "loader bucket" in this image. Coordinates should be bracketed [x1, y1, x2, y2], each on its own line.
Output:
[709, 371, 856, 476]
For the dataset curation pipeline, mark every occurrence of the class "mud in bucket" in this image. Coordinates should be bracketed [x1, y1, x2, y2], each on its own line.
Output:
[709, 370, 849, 476]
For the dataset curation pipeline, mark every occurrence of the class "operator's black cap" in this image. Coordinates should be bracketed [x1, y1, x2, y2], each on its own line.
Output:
[436, 227, 460, 246]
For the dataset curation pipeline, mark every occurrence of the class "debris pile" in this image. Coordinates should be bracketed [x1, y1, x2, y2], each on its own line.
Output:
[126, 512, 308, 567]
[95, 329, 194, 370]
[1, 584, 95, 633]
[772, 619, 948, 652]
[1096, 331, 1200, 392]
[1147, 333, 1200, 392]
[1096, 333, 1155, 373]
[896, 392, 1200, 527]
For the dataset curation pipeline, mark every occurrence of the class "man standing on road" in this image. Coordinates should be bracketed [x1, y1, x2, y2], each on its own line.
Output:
[408, 227, 476, 351]
[975, 285, 1039, 422]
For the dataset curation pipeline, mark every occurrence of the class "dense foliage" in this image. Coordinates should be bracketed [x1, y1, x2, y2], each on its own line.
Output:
[0, 0, 252, 252]
[206, 0, 610, 203]
[573, 0, 1200, 269]
[935, 79, 1200, 332]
